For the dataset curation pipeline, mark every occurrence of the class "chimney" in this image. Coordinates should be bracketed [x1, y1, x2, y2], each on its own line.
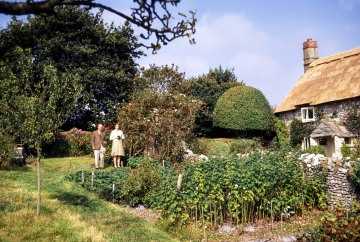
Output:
[303, 39, 319, 72]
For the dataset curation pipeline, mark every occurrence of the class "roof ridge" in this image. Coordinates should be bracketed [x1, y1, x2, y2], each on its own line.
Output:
[309, 47, 360, 68]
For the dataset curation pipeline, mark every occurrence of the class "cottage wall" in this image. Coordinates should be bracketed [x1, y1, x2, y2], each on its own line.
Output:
[276, 98, 360, 127]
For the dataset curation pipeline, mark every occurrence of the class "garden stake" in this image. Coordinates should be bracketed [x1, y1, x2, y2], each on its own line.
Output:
[81, 172, 84, 183]
[91, 172, 94, 188]
[271, 201, 274, 233]
[112, 183, 115, 203]
[69, 161, 72, 173]
[195, 205, 198, 225]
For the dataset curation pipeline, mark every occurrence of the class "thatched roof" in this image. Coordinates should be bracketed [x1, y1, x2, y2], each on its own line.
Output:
[310, 120, 356, 138]
[275, 47, 360, 113]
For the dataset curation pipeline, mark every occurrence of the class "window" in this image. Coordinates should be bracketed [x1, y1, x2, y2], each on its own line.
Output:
[344, 137, 351, 145]
[301, 107, 315, 122]
[319, 138, 327, 145]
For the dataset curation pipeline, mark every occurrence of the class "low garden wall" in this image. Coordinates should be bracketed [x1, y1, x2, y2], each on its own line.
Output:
[300, 153, 357, 208]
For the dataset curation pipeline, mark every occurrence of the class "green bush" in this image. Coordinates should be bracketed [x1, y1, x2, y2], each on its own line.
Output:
[0, 131, 15, 167]
[289, 118, 313, 147]
[298, 203, 360, 241]
[274, 117, 291, 150]
[229, 139, 259, 154]
[304, 145, 326, 156]
[213, 85, 273, 132]
[42, 128, 93, 157]
[349, 160, 360, 194]
[69, 151, 328, 227]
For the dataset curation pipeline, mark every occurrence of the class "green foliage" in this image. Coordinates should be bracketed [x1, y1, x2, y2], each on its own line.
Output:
[197, 138, 232, 156]
[0, 6, 142, 129]
[304, 145, 326, 156]
[298, 203, 360, 241]
[147, 152, 327, 225]
[181, 66, 244, 137]
[229, 139, 260, 154]
[344, 106, 360, 137]
[274, 118, 291, 150]
[118, 65, 202, 163]
[0, 47, 81, 153]
[127, 156, 152, 168]
[289, 119, 313, 147]
[121, 161, 162, 206]
[349, 160, 360, 194]
[341, 140, 360, 160]
[0, 130, 15, 167]
[213, 85, 273, 132]
[73, 151, 328, 227]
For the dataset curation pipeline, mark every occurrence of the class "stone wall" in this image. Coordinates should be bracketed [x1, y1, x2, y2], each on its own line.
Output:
[300, 153, 357, 208]
[276, 97, 360, 127]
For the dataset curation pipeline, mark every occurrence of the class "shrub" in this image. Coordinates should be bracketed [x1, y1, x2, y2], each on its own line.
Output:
[229, 139, 260, 154]
[304, 145, 326, 156]
[213, 85, 273, 132]
[274, 117, 291, 150]
[298, 203, 360, 241]
[42, 128, 92, 157]
[289, 118, 313, 147]
[349, 160, 360, 194]
[0, 130, 15, 167]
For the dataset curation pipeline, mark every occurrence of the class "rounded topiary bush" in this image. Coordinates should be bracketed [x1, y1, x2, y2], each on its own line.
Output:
[213, 85, 273, 131]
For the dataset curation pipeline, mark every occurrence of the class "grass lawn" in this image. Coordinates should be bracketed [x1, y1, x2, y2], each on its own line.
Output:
[0, 156, 177, 242]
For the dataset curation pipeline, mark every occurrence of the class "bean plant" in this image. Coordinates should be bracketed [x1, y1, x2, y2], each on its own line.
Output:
[68, 150, 328, 227]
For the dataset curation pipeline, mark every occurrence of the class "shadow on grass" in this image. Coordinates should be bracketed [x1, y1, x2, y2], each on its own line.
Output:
[0, 164, 32, 172]
[51, 192, 100, 211]
[0, 200, 10, 213]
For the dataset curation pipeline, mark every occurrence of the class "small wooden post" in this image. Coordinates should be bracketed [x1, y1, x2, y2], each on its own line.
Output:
[81, 172, 84, 183]
[112, 183, 115, 202]
[69, 161, 72, 173]
[162, 160, 165, 167]
[271, 201, 274, 233]
[91, 172, 94, 188]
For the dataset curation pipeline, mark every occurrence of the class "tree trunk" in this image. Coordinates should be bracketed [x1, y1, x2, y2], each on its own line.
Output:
[36, 147, 41, 216]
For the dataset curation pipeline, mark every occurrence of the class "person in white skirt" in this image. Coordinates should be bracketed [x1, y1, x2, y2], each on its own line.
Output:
[109, 123, 125, 168]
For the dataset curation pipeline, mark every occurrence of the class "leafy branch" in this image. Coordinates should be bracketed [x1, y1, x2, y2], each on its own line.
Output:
[0, 0, 196, 53]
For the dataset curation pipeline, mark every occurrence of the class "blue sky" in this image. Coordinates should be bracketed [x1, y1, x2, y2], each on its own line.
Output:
[1, 0, 359, 106]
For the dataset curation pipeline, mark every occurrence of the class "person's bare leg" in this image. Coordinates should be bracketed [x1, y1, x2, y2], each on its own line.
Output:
[115, 156, 120, 168]
[113, 157, 117, 168]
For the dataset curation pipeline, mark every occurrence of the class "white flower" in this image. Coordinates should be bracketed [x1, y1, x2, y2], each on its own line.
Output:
[99, 111, 105, 116]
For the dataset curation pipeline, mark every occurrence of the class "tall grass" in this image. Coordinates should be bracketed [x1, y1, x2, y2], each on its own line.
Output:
[0, 156, 176, 242]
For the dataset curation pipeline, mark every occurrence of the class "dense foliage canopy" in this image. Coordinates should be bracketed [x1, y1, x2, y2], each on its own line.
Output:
[0, 0, 196, 53]
[0, 6, 142, 129]
[181, 67, 244, 137]
[118, 65, 202, 162]
[213, 85, 273, 132]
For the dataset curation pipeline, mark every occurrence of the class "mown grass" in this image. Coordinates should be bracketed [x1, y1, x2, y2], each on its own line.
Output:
[0, 156, 177, 242]
[197, 138, 237, 156]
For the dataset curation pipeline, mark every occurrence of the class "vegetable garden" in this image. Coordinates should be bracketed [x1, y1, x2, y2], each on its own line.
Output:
[68, 150, 328, 227]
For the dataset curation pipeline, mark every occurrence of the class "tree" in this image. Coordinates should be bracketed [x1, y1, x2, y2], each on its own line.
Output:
[0, 0, 196, 53]
[213, 85, 273, 134]
[181, 66, 244, 137]
[0, 47, 81, 215]
[118, 65, 202, 162]
[0, 6, 141, 129]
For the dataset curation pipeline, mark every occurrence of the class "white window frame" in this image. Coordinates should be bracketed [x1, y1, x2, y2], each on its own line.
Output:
[301, 107, 315, 123]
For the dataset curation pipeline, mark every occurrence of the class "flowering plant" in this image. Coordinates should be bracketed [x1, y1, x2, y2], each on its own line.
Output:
[65, 128, 92, 156]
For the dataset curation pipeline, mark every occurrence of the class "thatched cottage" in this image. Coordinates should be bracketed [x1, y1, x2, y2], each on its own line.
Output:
[275, 39, 360, 157]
